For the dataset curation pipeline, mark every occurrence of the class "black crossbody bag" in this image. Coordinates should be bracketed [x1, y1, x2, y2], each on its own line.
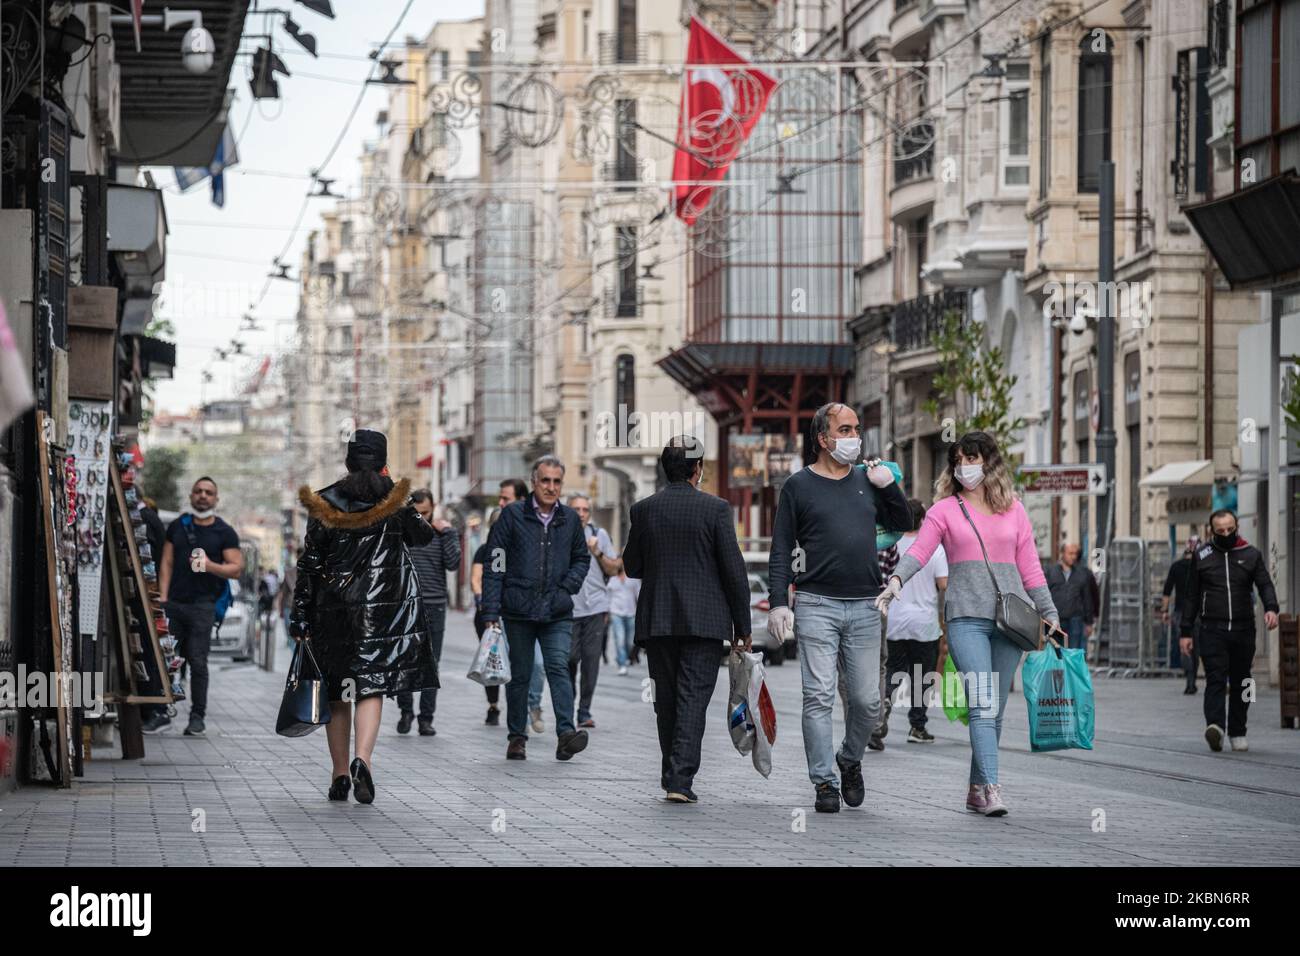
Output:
[955, 497, 1043, 652]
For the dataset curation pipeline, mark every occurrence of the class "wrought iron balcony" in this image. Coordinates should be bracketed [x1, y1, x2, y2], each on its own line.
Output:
[894, 119, 935, 185]
[889, 289, 967, 353]
[598, 31, 651, 65]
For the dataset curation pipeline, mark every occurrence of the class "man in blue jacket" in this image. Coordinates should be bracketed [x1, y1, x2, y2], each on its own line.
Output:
[481, 455, 592, 762]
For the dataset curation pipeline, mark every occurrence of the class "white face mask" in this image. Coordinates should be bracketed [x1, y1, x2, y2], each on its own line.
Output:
[956, 464, 985, 490]
[828, 436, 861, 465]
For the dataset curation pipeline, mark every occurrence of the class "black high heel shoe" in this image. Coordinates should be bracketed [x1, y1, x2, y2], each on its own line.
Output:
[350, 757, 375, 804]
[327, 775, 351, 801]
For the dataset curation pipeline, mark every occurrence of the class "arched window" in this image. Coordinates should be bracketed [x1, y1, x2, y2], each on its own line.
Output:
[1077, 32, 1113, 193]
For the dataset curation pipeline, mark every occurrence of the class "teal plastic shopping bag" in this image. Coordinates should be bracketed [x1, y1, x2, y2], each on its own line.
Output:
[1021, 641, 1094, 751]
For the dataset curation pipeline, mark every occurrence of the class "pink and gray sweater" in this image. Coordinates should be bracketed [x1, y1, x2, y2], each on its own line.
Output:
[893, 495, 1059, 626]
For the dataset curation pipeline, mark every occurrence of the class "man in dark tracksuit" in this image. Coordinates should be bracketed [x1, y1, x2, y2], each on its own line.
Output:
[1180, 509, 1279, 753]
[396, 489, 461, 736]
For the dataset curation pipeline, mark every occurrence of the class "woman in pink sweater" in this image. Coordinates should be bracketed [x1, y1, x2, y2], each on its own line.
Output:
[876, 431, 1061, 816]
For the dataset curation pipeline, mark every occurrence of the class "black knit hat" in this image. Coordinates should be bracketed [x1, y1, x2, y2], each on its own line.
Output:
[345, 429, 387, 472]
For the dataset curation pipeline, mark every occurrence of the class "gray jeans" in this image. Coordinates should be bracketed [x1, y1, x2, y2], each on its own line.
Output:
[569, 612, 607, 723]
[794, 593, 882, 786]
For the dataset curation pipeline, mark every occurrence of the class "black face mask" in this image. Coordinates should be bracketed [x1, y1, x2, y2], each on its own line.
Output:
[1212, 531, 1237, 551]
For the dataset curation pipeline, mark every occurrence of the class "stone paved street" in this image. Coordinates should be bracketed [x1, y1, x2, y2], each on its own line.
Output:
[2, 610, 1298, 866]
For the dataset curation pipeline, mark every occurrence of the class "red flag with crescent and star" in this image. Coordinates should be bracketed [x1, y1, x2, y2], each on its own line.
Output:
[672, 17, 777, 225]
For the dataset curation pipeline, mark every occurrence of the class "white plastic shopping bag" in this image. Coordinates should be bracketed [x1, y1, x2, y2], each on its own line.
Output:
[726, 649, 777, 777]
[468, 622, 511, 686]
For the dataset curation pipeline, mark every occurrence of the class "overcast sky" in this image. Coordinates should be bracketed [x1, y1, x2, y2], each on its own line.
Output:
[150, 0, 483, 417]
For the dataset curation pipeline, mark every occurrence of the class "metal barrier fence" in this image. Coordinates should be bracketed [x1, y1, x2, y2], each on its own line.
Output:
[1096, 537, 1181, 676]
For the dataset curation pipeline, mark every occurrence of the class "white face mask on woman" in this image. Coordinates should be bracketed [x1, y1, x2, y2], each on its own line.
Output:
[955, 463, 985, 490]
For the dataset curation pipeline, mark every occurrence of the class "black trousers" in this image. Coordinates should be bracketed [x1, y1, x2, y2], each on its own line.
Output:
[885, 638, 941, 730]
[169, 601, 215, 719]
[646, 636, 722, 792]
[1199, 624, 1256, 737]
[398, 605, 446, 718]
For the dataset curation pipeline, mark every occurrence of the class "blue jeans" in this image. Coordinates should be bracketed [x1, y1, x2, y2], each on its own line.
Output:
[1061, 616, 1087, 651]
[945, 617, 1022, 786]
[610, 614, 635, 666]
[793, 593, 882, 786]
[528, 642, 545, 710]
[505, 618, 575, 740]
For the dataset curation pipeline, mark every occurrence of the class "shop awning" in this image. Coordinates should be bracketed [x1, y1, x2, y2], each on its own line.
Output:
[1183, 171, 1300, 289]
[1139, 459, 1214, 488]
[416, 454, 433, 468]
[137, 336, 176, 380]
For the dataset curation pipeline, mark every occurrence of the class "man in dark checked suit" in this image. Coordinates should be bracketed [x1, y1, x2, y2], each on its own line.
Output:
[622, 435, 751, 804]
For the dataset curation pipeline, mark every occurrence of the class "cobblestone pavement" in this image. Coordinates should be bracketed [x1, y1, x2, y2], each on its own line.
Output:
[2, 611, 1298, 866]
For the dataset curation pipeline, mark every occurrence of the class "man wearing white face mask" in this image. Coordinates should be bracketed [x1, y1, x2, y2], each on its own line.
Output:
[767, 403, 912, 813]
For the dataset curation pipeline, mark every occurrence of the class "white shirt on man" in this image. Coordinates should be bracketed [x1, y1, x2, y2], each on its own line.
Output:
[886, 533, 947, 642]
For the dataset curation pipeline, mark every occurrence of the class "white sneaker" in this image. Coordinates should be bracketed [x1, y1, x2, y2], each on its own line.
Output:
[1229, 736, 1249, 752]
[530, 708, 545, 734]
[618, 665, 628, 676]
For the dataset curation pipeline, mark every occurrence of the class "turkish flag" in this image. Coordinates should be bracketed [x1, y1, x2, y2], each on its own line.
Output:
[672, 17, 777, 224]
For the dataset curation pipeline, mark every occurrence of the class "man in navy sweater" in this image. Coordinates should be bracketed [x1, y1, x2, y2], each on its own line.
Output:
[768, 403, 912, 813]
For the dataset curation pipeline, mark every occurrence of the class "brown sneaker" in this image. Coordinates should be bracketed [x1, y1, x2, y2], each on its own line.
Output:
[506, 737, 527, 760]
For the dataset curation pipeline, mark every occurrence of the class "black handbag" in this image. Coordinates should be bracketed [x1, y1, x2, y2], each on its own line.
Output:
[955, 497, 1044, 653]
[276, 640, 332, 737]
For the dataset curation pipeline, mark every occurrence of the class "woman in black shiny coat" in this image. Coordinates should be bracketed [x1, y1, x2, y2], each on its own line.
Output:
[290, 430, 435, 803]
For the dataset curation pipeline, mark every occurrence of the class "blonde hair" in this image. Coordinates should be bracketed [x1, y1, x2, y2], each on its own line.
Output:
[934, 431, 1017, 514]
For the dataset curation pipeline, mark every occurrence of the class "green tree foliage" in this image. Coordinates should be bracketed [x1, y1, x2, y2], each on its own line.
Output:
[921, 309, 1028, 469]
[140, 446, 187, 511]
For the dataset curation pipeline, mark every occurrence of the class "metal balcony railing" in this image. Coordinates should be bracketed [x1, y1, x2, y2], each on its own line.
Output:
[890, 289, 967, 353]
[605, 285, 643, 319]
[598, 31, 651, 65]
[894, 120, 935, 185]
[600, 159, 640, 188]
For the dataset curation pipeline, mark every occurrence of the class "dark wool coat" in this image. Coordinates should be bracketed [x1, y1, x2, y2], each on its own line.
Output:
[290, 477, 437, 700]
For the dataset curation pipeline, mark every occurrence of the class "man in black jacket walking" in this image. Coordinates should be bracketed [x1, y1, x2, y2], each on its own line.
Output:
[481, 455, 591, 762]
[622, 436, 751, 803]
[1180, 509, 1279, 753]
[395, 489, 461, 736]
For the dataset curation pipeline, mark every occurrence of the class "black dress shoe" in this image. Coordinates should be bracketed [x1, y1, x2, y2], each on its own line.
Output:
[417, 718, 436, 736]
[1183, 684, 1198, 695]
[327, 775, 350, 801]
[350, 757, 375, 804]
[396, 711, 414, 734]
[665, 788, 698, 803]
[485, 706, 500, 726]
[555, 729, 589, 760]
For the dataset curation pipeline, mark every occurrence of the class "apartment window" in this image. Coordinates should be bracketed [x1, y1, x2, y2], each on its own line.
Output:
[1125, 351, 1141, 536]
[615, 354, 636, 420]
[1237, 0, 1300, 186]
[433, 49, 449, 82]
[617, 0, 637, 63]
[467, 49, 482, 83]
[1003, 62, 1030, 187]
[617, 225, 638, 317]
[1039, 36, 1051, 199]
[615, 99, 638, 187]
[1077, 32, 1113, 193]
[582, 11, 591, 56]
[912, 215, 928, 295]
